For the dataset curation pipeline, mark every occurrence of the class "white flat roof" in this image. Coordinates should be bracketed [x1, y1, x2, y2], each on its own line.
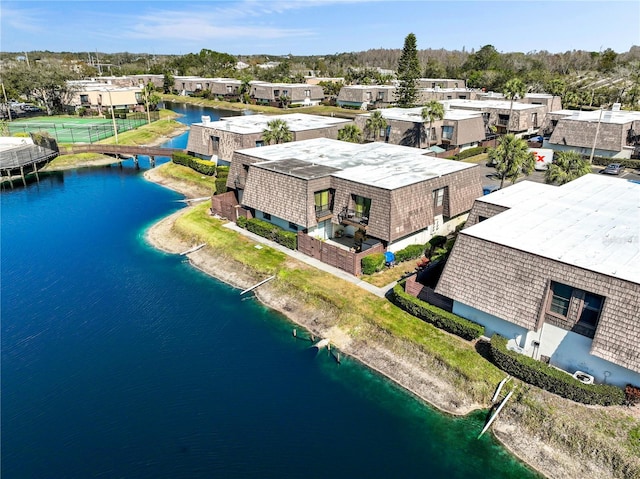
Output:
[445, 99, 543, 111]
[342, 85, 396, 90]
[553, 109, 640, 125]
[464, 175, 640, 283]
[194, 113, 351, 133]
[239, 137, 475, 189]
[360, 107, 481, 123]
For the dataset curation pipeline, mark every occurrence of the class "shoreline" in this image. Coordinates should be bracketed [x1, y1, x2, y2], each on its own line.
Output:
[141, 169, 582, 479]
[142, 166, 638, 479]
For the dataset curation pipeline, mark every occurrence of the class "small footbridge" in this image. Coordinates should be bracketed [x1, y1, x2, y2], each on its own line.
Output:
[60, 144, 187, 166]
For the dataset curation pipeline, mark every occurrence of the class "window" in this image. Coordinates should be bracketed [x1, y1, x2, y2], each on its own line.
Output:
[498, 114, 510, 126]
[442, 125, 454, 140]
[432, 188, 445, 207]
[550, 282, 573, 316]
[80, 94, 89, 104]
[377, 92, 385, 101]
[352, 195, 371, 219]
[531, 112, 538, 127]
[578, 293, 603, 329]
[274, 89, 280, 97]
[227, 85, 233, 93]
[305, 90, 310, 97]
[255, 140, 265, 147]
[211, 136, 220, 154]
[288, 222, 298, 231]
[263, 213, 271, 221]
[366, 92, 372, 101]
[314, 190, 333, 214]
[478, 216, 488, 223]
[282, 90, 289, 96]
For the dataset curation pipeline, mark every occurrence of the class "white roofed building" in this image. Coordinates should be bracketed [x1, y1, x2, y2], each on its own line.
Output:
[225, 138, 482, 261]
[436, 174, 640, 387]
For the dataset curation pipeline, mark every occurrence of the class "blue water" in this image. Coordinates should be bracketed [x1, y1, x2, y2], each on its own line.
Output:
[1, 104, 540, 478]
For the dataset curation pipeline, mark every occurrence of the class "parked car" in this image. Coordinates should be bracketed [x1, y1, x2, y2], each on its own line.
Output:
[602, 163, 625, 175]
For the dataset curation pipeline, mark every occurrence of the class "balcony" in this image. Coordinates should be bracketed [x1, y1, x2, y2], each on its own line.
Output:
[338, 208, 369, 227]
[315, 208, 333, 222]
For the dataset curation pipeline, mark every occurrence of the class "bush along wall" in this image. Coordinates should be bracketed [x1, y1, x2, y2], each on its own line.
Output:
[215, 166, 229, 195]
[390, 283, 484, 340]
[171, 152, 216, 176]
[237, 217, 297, 250]
[489, 335, 625, 406]
[361, 253, 386, 275]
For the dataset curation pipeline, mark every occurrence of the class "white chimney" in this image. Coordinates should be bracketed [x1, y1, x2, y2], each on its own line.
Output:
[201, 115, 211, 125]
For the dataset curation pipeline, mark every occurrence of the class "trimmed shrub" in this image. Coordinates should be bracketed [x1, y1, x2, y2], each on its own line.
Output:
[236, 216, 248, 228]
[214, 166, 229, 195]
[236, 217, 297, 250]
[274, 229, 297, 250]
[394, 244, 425, 263]
[455, 146, 487, 160]
[390, 283, 484, 340]
[361, 253, 386, 275]
[171, 152, 216, 176]
[245, 217, 276, 238]
[490, 335, 625, 406]
[193, 159, 216, 176]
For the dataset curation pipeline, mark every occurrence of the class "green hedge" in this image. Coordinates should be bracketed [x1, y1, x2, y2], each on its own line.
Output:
[394, 244, 425, 263]
[590, 156, 640, 169]
[390, 283, 484, 340]
[361, 253, 386, 275]
[490, 335, 625, 406]
[171, 152, 216, 176]
[448, 146, 487, 160]
[215, 166, 229, 195]
[237, 217, 297, 250]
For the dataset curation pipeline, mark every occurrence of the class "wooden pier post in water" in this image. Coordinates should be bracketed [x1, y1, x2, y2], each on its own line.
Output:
[20, 166, 26, 186]
[150, 156, 156, 167]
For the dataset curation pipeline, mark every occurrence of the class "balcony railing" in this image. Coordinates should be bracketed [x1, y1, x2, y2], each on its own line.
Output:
[338, 207, 369, 226]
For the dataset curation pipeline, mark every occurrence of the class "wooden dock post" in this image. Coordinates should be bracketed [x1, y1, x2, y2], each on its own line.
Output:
[20, 166, 26, 186]
[150, 156, 156, 167]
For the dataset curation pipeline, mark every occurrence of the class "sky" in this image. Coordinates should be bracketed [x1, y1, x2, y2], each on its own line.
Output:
[2, 0, 639, 57]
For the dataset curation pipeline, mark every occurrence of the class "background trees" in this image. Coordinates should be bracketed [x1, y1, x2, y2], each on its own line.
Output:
[488, 134, 535, 189]
[544, 151, 592, 185]
[503, 78, 527, 133]
[421, 101, 445, 147]
[396, 33, 421, 107]
[262, 119, 293, 145]
[337, 124, 363, 143]
[365, 110, 388, 141]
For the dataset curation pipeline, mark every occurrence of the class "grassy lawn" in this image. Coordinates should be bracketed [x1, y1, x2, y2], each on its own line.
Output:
[172, 198, 505, 403]
[157, 162, 217, 193]
[461, 152, 489, 164]
[361, 260, 417, 287]
[161, 93, 361, 119]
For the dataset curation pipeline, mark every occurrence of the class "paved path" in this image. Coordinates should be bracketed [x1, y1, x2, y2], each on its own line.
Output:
[223, 222, 395, 298]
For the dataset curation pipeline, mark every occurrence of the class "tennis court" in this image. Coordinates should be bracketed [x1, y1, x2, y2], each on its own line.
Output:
[7, 112, 158, 143]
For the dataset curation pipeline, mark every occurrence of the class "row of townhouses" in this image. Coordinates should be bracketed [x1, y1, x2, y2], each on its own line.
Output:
[183, 108, 638, 393]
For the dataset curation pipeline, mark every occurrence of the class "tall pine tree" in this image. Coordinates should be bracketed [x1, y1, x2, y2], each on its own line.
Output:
[396, 33, 421, 107]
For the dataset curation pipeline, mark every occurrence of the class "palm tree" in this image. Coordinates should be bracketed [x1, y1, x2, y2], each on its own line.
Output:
[545, 150, 592, 185]
[262, 119, 293, 145]
[337, 124, 363, 143]
[421, 100, 445, 148]
[365, 110, 388, 142]
[278, 94, 290, 109]
[503, 78, 526, 133]
[488, 134, 534, 189]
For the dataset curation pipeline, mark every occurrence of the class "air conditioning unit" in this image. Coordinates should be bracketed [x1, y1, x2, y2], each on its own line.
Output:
[612, 103, 621, 112]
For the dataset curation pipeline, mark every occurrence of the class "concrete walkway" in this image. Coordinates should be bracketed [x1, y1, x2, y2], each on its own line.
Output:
[223, 221, 395, 298]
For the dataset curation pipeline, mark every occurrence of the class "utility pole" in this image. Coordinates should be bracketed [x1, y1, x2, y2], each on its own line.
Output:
[106, 89, 118, 144]
[1, 82, 12, 121]
[589, 107, 605, 164]
[140, 83, 151, 125]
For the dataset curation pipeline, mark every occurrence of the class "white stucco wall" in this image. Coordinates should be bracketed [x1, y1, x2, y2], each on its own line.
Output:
[452, 302, 640, 388]
[536, 323, 640, 388]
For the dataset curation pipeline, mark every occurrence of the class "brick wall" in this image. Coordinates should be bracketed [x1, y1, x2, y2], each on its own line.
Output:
[436, 233, 640, 372]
